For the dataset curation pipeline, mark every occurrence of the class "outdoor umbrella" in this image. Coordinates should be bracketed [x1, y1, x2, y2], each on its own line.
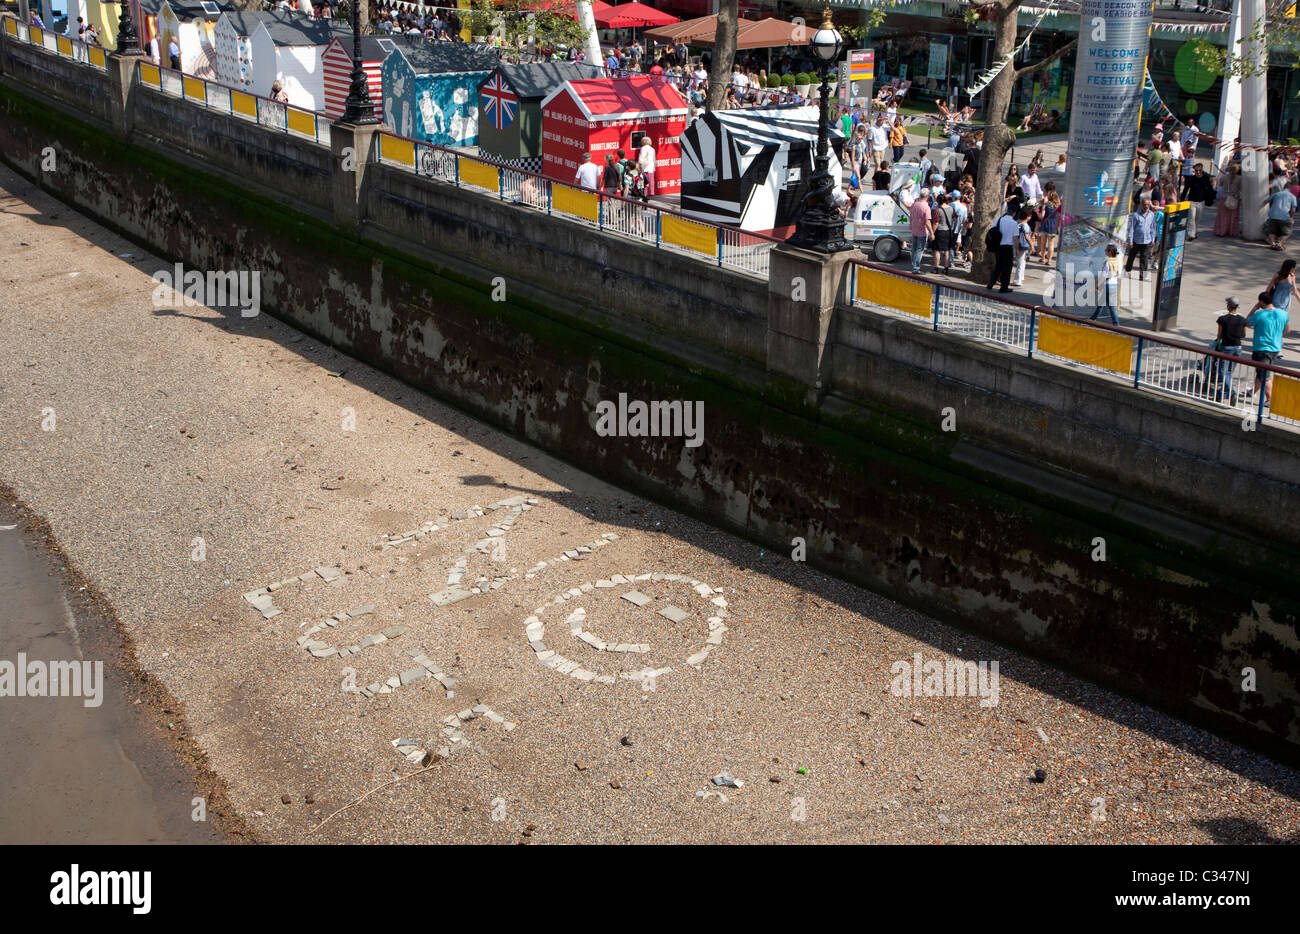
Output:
[594, 1, 679, 29]
[643, 14, 722, 46]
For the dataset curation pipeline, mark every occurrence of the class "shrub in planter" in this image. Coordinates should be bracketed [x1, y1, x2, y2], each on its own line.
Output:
[780, 73, 796, 88]
[767, 73, 782, 88]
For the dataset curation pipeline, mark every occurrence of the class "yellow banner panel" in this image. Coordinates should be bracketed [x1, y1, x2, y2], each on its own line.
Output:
[1270, 374, 1300, 422]
[286, 107, 316, 137]
[662, 213, 718, 257]
[1037, 316, 1133, 374]
[29, 27, 43, 45]
[231, 90, 256, 118]
[458, 157, 500, 193]
[4, 18, 17, 37]
[56, 35, 71, 55]
[856, 267, 932, 319]
[183, 76, 206, 102]
[380, 133, 415, 167]
[89, 46, 106, 68]
[552, 184, 598, 223]
[139, 61, 162, 88]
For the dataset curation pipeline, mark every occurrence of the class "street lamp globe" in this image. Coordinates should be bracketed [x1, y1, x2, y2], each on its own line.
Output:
[810, 8, 842, 64]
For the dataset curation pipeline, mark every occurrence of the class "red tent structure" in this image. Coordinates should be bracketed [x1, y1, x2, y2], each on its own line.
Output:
[540, 75, 688, 193]
[594, 2, 679, 28]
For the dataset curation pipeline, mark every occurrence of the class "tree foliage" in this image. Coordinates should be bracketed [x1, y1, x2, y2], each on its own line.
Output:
[465, 0, 590, 58]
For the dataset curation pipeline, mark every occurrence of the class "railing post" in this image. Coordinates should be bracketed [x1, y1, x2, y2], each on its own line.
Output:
[656, 211, 661, 248]
[498, 166, 505, 201]
[547, 180, 552, 215]
[1027, 307, 1037, 359]
[1257, 374, 1267, 425]
[717, 226, 723, 267]
[1133, 337, 1144, 388]
[599, 194, 604, 230]
[453, 154, 460, 187]
[931, 283, 940, 330]
[850, 263, 856, 306]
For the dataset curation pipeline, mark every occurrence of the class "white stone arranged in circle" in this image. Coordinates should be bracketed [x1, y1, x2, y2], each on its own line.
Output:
[525, 573, 729, 685]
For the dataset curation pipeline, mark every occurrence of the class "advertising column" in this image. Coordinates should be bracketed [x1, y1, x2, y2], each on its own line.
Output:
[1053, 0, 1154, 316]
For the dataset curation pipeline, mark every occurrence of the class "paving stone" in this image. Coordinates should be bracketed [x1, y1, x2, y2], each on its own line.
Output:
[315, 566, 342, 582]
[564, 550, 579, 559]
[572, 669, 596, 681]
[695, 584, 714, 597]
[622, 590, 652, 607]
[687, 648, 711, 666]
[634, 573, 652, 581]
[296, 635, 310, 646]
[556, 660, 580, 675]
[399, 668, 427, 686]
[297, 572, 316, 582]
[579, 582, 594, 592]
[594, 675, 616, 684]
[359, 634, 381, 648]
[658, 605, 690, 623]
[603, 533, 619, 541]
[712, 596, 728, 608]
[324, 619, 337, 627]
[260, 607, 282, 619]
[484, 710, 505, 724]
[347, 605, 376, 617]
[536, 650, 556, 660]
[268, 582, 281, 592]
[595, 579, 614, 588]
[576, 546, 592, 554]
[610, 575, 628, 584]
[529, 640, 547, 653]
[435, 675, 457, 689]
[367, 682, 382, 693]
[706, 631, 725, 645]
[502, 721, 517, 731]
[310, 646, 337, 658]
[242, 590, 265, 603]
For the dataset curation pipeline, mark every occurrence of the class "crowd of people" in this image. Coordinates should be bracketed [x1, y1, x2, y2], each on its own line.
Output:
[571, 138, 658, 201]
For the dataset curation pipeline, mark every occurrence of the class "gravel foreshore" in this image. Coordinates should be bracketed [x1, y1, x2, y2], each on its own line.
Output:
[1, 164, 1297, 844]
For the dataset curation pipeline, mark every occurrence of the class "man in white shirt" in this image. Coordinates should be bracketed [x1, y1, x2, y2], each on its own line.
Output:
[1019, 164, 1044, 202]
[638, 138, 657, 196]
[1167, 136, 1182, 162]
[574, 152, 601, 190]
[986, 209, 1022, 293]
[732, 67, 748, 92]
[868, 117, 889, 165]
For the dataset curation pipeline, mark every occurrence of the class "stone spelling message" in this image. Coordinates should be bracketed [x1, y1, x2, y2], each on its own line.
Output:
[1062, 0, 1154, 234]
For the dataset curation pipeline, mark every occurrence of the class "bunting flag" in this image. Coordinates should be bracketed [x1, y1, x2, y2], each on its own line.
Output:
[1142, 72, 1300, 158]
[966, 0, 1058, 98]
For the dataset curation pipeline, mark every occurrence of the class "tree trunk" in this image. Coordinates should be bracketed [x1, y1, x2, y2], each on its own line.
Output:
[706, 0, 738, 113]
[968, 2, 1020, 286]
[359, 0, 369, 36]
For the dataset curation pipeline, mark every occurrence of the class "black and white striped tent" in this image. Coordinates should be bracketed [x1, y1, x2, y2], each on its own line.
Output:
[679, 106, 844, 235]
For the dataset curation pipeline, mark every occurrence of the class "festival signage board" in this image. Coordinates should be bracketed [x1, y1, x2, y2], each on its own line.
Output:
[1152, 201, 1189, 331]
[1062, 0, 1154, 237]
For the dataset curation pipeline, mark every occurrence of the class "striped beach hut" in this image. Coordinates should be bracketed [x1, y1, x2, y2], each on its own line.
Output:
[321, 34, 396, 120]
[679, 105, 844, 235]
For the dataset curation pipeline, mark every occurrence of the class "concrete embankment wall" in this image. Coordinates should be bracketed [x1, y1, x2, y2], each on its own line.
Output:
[2, 36, 1298, 763]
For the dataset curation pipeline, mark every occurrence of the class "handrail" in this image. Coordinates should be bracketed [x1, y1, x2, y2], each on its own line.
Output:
[132, 58, 333, 146]
[373, 126, 789, 248]
[850, 257, 1300, 380]
[2, 15, 108, 70]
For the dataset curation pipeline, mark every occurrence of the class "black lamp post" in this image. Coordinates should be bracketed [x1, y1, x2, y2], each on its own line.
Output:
[788, 6, 849, 253]
[342, 0, 379, 123]
[116, 0, 143, 56]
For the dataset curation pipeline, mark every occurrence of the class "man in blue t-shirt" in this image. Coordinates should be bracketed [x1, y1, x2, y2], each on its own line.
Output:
[1263, 188, 1297, 251]
[1245, 291, 1290, 405]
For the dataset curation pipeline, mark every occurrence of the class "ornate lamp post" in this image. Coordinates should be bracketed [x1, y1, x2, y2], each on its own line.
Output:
[116, 0, 144, 56]
[788, 7, 849, 253]
[342, 0, 379, 124]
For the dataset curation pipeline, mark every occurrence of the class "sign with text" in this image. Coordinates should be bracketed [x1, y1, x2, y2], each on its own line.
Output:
[1152, 201, 1189, 331]
[1062, 0, 1154, 236]
[848, 49, 874, 109]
